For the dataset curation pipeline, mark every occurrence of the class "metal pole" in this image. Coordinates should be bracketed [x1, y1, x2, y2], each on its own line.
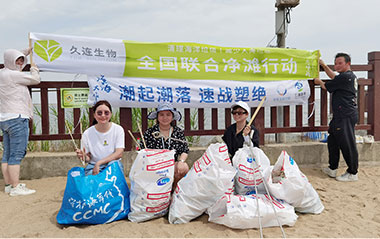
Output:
[275, 7, 286, 143]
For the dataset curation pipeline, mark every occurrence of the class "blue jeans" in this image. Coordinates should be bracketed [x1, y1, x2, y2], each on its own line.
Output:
[84, 160, 124, 176]
[0, 117, 29, 165]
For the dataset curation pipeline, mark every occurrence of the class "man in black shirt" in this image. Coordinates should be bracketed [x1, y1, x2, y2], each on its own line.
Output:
[314, 53, 358, 182]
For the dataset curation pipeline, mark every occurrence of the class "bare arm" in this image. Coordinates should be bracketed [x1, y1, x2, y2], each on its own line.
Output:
[178, 152, 188, 162]
[96, 148, 124, 166]
[319, 59, 336, 80]
[93, 148, 124, 175]
[314, 77, 326, 90]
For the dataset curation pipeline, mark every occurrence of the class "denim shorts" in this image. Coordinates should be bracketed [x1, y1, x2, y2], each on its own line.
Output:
[0, 117, 29, 165]
[84, 159, 124, 176]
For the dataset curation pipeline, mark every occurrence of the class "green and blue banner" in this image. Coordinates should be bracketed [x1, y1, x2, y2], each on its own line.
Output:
[30, 32, 319, 81]
[29, 32, 317, 107]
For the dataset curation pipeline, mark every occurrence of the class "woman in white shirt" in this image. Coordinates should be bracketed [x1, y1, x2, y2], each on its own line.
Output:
[76, 100, 125, 176]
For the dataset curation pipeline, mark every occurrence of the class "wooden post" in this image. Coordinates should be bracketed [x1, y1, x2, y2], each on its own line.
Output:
[367, 52, 380, 141]
[120, 107, 132, 150]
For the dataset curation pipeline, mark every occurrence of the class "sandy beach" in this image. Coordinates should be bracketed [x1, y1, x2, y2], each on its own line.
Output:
[1, 165, 380, 238]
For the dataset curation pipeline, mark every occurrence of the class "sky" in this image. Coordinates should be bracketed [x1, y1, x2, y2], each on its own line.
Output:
[1, 0, 380, 78]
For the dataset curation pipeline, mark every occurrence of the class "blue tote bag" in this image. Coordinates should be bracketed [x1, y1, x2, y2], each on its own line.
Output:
[57, 161, 130, 224]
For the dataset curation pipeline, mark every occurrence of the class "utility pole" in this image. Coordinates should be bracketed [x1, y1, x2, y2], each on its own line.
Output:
[274, 0, 300, 143]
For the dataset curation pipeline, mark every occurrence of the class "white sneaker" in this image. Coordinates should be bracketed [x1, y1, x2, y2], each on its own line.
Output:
[336, 172, 358, 182]
[9, 183, 36, 196]
[5, 185, 12, 194]
[5, 183, 26, 194]
[322, 167, 337, 178]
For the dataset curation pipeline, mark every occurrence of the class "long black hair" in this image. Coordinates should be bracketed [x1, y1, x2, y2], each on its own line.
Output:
[91, 100, 112, 126]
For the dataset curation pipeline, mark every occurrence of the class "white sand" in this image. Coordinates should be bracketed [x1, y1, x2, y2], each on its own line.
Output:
[1, 166, 380, 238]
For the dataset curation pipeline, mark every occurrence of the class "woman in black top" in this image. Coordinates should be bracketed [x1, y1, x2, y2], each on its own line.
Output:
[222, 101, 259, 161]
[141, 103, 189, 188]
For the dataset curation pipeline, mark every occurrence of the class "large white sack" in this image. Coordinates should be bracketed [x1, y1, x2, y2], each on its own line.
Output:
[169, 143, 236, 224]
[208, 194, 298, 229]
[128, 149, 175, 222]
[263, 150, 324, 214]
[232, 146, 271, 195]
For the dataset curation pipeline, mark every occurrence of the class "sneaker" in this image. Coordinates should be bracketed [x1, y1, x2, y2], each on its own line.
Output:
[4, 185, 12, 194]
[336, 172, 358, 182]
[322, 167, 337, 178]
[9, 183, 36, 196]
[5, 183, 26, 194]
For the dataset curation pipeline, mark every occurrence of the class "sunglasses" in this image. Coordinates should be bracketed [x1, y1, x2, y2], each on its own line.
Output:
[96, 110, 111, 116]
[232, 111, 247, 115]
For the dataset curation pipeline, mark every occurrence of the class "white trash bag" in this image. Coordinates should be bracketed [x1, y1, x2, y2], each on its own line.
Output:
[208, 194, 298, 229]
[264, 150, 324, 214]
[169, 143, 236, 224]
[128, 149, 175, 222]
[232, 146, 271, 195]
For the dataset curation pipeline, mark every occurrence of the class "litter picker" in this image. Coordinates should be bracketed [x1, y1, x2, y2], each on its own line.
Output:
[137, 123, 147, 149]
[247, 129, 286, 238]
[247, 95, 266, 127]
[65, 120, 85, 165]
[28, 33, 34, 66]
[128, 130, 140, 149]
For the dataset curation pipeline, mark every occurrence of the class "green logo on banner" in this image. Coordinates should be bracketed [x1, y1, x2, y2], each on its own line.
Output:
[34, 40, 63, 62]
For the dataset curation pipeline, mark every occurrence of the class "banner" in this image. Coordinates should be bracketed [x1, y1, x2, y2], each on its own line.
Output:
[30, 32, 126, 76]
[87, 75, 310, 108]
[30, 32, 319, 81]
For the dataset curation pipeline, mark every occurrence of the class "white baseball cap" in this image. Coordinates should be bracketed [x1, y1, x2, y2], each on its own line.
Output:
[231, 101, 251, 116]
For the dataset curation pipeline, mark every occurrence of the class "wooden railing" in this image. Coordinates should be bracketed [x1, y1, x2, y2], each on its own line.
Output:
[1, 51, 380, 150]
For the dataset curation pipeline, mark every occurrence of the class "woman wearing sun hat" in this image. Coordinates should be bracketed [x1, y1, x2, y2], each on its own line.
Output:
[141, 102, 189, 186]
[222, 101, 260, 161]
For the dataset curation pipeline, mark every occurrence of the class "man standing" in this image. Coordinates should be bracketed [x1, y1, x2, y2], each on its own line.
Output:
[314, 53, 359, 182]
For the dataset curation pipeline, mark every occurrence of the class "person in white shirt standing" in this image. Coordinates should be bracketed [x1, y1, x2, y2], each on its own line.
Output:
[0, 48, 40, 196]
[76, 100, 125, 176]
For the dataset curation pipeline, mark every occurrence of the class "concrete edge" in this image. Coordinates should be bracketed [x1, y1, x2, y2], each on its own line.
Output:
[1, 142, 379, 180]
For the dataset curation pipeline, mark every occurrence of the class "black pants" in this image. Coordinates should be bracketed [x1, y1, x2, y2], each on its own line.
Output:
[327, 115, 358, 175]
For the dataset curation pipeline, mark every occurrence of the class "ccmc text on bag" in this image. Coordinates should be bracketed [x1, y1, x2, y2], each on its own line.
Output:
[56, 162, 130, 225]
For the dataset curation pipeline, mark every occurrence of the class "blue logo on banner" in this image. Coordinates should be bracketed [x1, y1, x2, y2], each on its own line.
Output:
[294, 81, 304, 92]
[276, 84, 288, 96]
[157, 177, 170, 186]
